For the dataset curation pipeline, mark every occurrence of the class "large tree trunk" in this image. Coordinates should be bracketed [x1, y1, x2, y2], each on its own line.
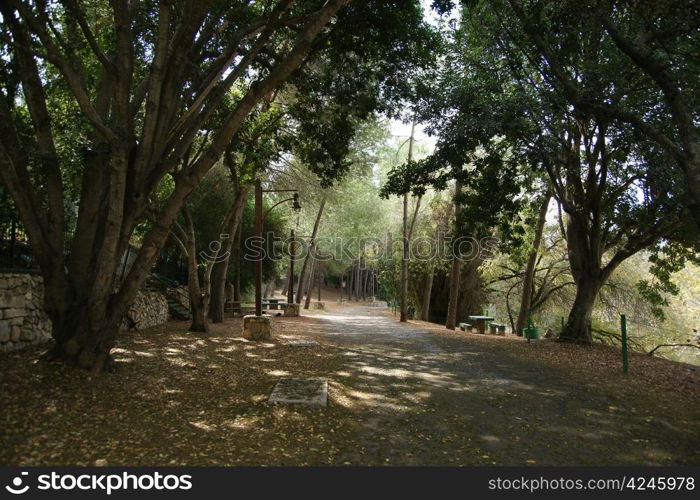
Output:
[561, 277, 602, 343]
[42, 298, 121, 373]
[559, 195, 614, 343]
[209, 261, 228, 322]
[515, 189, 551, 335]
[189, 289, 210, 333]
[296, 196, 326, 303]
[209, 185, 250, 322]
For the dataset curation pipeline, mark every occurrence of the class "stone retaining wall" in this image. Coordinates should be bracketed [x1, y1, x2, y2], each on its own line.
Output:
[0, 273, 170, 353]
[0, 273, 51, 352]
[124, 290, 169, 331]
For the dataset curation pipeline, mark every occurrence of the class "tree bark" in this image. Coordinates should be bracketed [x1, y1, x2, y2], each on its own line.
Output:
[362, 267, 370, 300]
[420, 270, 434, 321]
[175, 207, 209, 333]
[561, 277, 602, 343]
[303, 258, 316, 309]
[233, 222, 243, 302]
[515, 189, 551, 335]
[445, 179, 462, 330]
[209, 185, 250, 322]
[296, 196, 326, 303]
[445, 256, 461, 330]
[348, 264, 355, 301]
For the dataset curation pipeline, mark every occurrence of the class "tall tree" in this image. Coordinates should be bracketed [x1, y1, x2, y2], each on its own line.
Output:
[502, 0, 700, 232]
[444, 179, 462, 330]
[0, 0, 437, 370]
[515, 187, 551, 335]
[446, 0, 697, 341]
[296, 195, 326, 304]
[400, 118, 418, 322]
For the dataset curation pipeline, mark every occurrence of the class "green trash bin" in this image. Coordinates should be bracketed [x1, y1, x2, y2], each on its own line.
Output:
[523, 327, 541, 341]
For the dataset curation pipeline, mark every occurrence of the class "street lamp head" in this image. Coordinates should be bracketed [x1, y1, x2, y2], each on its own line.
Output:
[292, 192, 301, 212]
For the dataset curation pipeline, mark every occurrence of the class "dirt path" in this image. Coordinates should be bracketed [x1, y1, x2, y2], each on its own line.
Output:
[297, 305, 699, 465]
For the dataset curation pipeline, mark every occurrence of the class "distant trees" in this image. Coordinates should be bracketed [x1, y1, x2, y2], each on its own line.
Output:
[383, 0, 699, 340]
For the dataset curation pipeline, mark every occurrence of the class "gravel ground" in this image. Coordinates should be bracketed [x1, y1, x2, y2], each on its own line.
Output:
[1, 303, 698, 466]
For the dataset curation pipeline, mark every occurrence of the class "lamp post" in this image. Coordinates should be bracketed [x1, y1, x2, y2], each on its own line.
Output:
[288, 228, 296, 304]
[254, 179, 300, 316]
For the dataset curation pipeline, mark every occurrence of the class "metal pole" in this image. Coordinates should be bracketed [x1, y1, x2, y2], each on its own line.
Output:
[254, 179, 263, 316]
[288, 229, 295, 304]
[621, 314, 629, 375]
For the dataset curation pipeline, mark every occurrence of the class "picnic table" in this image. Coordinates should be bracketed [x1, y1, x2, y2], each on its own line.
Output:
[263, 298, 282, 310]
[467, 315, 495, 335]
[225, 300, 289, 317]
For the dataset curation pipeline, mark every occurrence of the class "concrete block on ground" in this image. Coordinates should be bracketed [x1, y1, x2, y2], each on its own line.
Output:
[286, 339, 319, 347]
[283, 303, 300, 317]
[268, 378, 328, 408]
[243, 314, 274, 341]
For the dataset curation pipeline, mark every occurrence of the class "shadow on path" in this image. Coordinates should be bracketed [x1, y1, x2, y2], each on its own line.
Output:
[302, 305, 699, 465]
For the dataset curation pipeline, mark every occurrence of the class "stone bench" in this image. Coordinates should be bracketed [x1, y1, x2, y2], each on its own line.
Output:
[489, 323, 507, 335]
[459, 323, 473, 332]
[262, 300, 288, 309]
[263, 299, 281, 310]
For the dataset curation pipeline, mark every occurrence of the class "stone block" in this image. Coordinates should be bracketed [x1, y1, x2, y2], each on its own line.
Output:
[10, 325, 21, 342]
[286, 339, 319, 347]
[242, 314, 274, 341]
[2, 292, 25, 309]
[4, 308, 24, 319]
[0, 320, 10, 343]
[269, 378, 328, 408]
[283, 303, 300, 317]
[20, 328, 35, 341]
[313, 302, 325, 310]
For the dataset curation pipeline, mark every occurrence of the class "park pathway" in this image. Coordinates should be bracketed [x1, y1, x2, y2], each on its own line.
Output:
[300, 305, 698, 465]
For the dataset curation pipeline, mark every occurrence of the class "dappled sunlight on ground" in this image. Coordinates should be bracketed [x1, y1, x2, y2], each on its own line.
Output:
[0, 303, 698, 466]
